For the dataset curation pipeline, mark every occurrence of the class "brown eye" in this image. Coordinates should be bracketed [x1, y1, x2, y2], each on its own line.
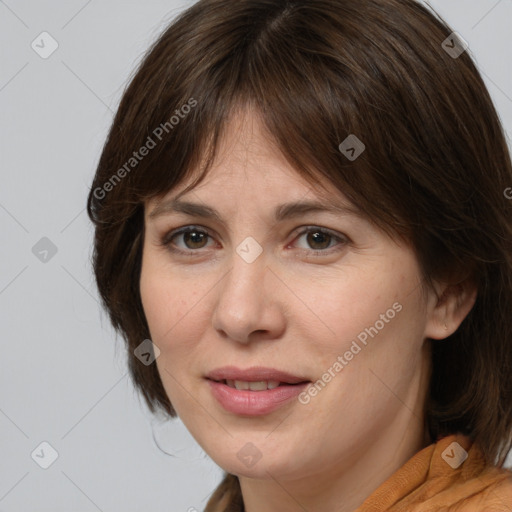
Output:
[306, 230, 332, 250]
[181, 230, 209, 249]
[294, 227, 347, 253]
[161, 226, 214, 254]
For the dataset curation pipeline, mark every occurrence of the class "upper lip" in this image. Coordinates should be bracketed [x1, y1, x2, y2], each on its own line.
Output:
[206, 366, 310, 384]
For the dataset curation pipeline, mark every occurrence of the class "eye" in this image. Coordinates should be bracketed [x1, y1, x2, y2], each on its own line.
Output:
[160, 225, 216, 255]
[291, 226, 348, 254]
[159, 225, 349, 257]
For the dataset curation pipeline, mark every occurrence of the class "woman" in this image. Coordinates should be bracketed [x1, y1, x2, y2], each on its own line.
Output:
[87, 0, 512, 510]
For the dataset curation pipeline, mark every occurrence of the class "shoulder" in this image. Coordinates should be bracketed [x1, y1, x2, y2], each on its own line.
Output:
[416, 435, 512, 512]
[427, 466, 512, 512]
[357, 434, 512, 512]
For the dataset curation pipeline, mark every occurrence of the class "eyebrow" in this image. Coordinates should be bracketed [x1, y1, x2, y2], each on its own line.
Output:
[149, 197, 361, 222]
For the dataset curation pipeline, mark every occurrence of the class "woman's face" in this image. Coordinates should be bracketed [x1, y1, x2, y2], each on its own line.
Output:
[140, 108, 440, 483]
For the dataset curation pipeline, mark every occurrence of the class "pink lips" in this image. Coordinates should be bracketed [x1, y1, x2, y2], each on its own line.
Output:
[205, 366, 310, 416]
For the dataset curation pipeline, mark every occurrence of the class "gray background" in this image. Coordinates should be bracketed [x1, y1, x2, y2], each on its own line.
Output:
[1, 1, 511, 511]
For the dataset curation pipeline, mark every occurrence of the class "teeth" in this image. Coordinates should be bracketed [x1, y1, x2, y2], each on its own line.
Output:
[226, 380, 282, 390]
[248, 381, 267, 391]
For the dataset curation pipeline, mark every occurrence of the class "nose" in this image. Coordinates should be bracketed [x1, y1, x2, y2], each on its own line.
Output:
[211, 249, 287, 344]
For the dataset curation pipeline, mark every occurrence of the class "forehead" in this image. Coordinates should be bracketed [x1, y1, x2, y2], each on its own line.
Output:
[199, 107, 308, 186]
[147, 105, 346, 209]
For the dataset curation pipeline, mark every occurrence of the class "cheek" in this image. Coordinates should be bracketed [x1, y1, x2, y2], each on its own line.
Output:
[139, 271, 173, 341]
[141, 278, 204, 345]
[140, 250, 205, 343]
[139, 266, 218, 405]
[140, 267, 208, 404]
[298, 271, 400, 350]
[303, 264, 426, 377]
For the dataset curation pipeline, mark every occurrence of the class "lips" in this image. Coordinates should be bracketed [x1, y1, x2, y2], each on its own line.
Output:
[205, 366, 311, 415]
[205, 366, 309, 384]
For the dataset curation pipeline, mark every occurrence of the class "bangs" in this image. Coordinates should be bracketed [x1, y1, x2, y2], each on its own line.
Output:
[91, 0, 441, 242]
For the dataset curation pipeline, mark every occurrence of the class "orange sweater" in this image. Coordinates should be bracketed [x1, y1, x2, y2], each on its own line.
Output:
[356, 433, 512, 511]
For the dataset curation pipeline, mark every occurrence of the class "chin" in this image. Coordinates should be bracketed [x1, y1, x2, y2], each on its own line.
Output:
[208, 440, 301, 480]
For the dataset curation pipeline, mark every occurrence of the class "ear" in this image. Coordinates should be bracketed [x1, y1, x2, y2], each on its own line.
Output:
[424, 278, 477, 340]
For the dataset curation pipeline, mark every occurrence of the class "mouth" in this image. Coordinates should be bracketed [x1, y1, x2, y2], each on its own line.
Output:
[205, 366, 311, 415]
[211, 379, 307, 390]
[205, 366, 310, 385]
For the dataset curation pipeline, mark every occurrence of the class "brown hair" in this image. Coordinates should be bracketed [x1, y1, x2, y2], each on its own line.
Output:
[87, 0, 512, 509]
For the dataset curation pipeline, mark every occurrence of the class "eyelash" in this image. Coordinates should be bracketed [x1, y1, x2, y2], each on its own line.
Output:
[159, 225, 349, 257]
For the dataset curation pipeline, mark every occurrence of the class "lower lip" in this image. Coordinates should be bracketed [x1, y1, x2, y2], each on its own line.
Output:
[207, 379, 309, 416]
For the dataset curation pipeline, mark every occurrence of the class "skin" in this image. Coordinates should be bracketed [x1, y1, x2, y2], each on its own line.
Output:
[140, 106, 477, 512]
